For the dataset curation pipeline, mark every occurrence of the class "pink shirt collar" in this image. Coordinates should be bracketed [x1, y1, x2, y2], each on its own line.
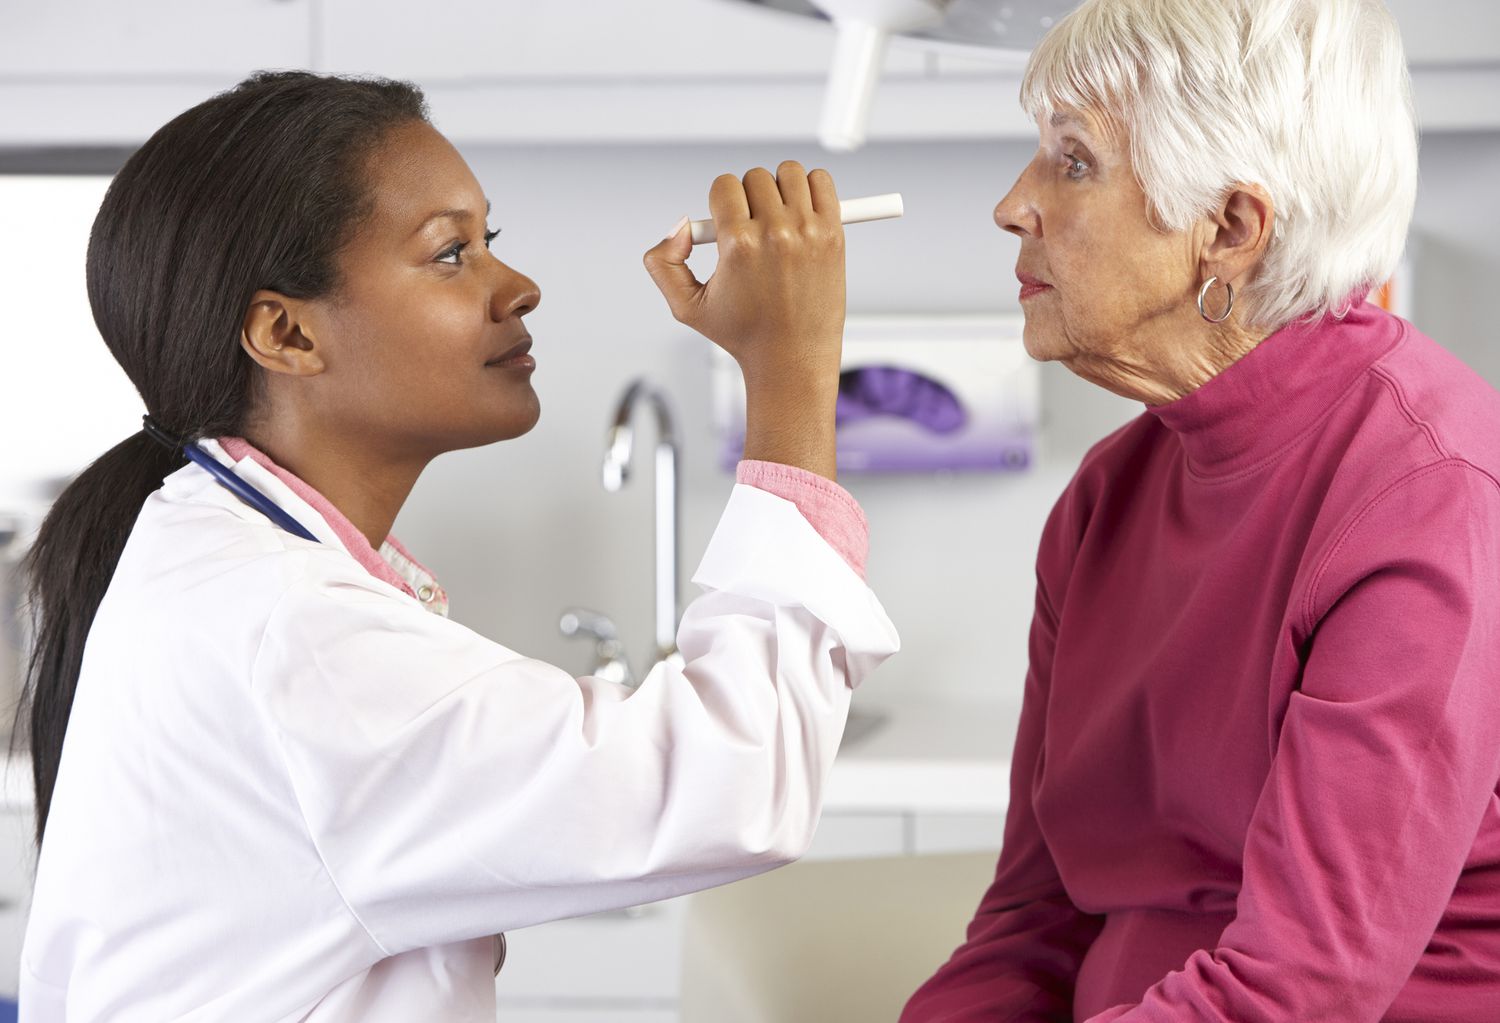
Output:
[217, 437, 448, 614]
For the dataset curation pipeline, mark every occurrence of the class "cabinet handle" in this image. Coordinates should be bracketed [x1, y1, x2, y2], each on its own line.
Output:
[589, 904, 656, 921]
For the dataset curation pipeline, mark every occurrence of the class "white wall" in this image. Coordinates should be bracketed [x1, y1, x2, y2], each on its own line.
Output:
[389, 131, 1500, 703]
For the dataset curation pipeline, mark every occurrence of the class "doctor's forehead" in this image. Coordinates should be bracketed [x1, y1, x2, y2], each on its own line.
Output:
[359, 120, 489, 238]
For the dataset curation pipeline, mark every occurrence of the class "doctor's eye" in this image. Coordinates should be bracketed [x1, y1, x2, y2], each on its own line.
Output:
[1063, 153, 1090, 180]
[436, 227, 502, 265]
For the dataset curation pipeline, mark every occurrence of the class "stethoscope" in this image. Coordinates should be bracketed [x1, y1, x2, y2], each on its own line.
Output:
[139, 415, 510, 974]
[141, 415, 318, 542]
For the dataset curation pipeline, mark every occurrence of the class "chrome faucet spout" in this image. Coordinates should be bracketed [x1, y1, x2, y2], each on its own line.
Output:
[602, 380, 682, 673]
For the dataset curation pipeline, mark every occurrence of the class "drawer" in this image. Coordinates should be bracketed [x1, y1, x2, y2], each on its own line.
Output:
[496, 897, 687, 1003]
[496, 813, 912, 1005]
[495, 1008, 675, 1023]
[0, 897, 27, 999]
[0, 811, 35, 903]
[912, 813, 1004, 856]
[805, 812, 908, 861]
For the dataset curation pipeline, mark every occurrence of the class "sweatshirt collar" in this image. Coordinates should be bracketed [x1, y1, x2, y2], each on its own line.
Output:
[1146, 300, 1407, 480]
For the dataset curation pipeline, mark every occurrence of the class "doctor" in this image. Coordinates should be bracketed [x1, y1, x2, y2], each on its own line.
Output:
[18, 70, 897, 1021]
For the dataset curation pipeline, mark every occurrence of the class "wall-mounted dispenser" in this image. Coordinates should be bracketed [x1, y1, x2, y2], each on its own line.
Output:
[713, 315, 1039, 473]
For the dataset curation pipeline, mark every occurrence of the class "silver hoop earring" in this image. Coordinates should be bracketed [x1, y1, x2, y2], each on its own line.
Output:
[1198, 276, 1234, 324]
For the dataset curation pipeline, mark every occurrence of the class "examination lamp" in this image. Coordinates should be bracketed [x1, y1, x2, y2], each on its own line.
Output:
[727, 0, 1078, 151]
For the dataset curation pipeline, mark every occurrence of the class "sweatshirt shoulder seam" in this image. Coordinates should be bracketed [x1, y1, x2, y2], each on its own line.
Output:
[1369, 362, 1449, 462]
[1303, 459, 1500, 633]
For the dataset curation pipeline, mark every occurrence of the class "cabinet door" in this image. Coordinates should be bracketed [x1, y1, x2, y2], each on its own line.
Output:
[1385, 0, 1500, 64]
[805, 812, 908, 860]
[494, 812, 910, 1005]
[497, 897, 687, 1003]
[1, 0, 311, 77]
[493, 1011, 676, 1023]
[0, 811, 34, 904]
[316, 0, 924, 80]
[912, 813, 1004, 856]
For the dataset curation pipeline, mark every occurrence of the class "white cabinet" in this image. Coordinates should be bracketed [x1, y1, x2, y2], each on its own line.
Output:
[493, 811, 914, 1015]
[0, 0, 312, 77]
[498, 898, 687, 1006]
[913, 812, 1003, 856]
[1385, 0, 1500, 65]
[1, 0, 1497, 146]
[316, 0, 925, 80]
[0, 810, 33, 1000]
[493, 808, 1001, 1019]
[497, 1011, 675, 1023]
[806, 811, 908, 860]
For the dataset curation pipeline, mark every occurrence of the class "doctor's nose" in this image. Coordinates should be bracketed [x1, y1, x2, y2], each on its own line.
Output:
[491, 262, 541, 321]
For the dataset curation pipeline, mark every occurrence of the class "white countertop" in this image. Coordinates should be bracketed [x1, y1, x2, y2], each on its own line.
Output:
[824, 695, 1018, 816]
[0, 696, 1019, 818]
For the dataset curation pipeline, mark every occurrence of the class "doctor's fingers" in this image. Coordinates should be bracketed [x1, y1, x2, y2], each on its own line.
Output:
[642, 221, 704, 326]
[708, 172, 752, 230]
[807, 167, 840, 222]
[772, 161, 817, 219]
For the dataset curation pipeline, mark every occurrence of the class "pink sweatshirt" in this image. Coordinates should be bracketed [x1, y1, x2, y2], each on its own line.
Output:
[903, 303, 1500, 1022]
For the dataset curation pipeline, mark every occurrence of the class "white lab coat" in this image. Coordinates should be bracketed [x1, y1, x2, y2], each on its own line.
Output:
[20, 439, 898, 1021]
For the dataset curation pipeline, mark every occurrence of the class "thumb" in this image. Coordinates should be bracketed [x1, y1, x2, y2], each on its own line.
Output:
[642, 216, 702, 325]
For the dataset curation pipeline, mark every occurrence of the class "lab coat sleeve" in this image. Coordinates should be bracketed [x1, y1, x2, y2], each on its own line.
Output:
[900, 554, 1106, 1022]
[1084, 463, 1500, 1022]
[250, 483, 898, 957]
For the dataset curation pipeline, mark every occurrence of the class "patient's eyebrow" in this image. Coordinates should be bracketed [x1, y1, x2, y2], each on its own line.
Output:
[1049, 109, 1116, 147]
[1050, 111, 1094, 136]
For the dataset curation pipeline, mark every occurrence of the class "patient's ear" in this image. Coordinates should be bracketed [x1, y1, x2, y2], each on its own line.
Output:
[241, 290, 326, 376]
[1200, 182, 1274, 289]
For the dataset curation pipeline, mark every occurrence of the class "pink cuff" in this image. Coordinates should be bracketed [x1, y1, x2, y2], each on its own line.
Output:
[736, 460, 869, 579]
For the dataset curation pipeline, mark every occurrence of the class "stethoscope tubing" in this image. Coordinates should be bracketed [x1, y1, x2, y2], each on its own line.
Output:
[177, 440, 320, 543]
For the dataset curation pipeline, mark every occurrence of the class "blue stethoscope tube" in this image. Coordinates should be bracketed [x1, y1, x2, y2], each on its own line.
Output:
[142, 416, 319, 543]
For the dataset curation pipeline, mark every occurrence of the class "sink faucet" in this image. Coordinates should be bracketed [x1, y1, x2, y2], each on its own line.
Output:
[557, 607, 633, 686]
[601, 379, 682, 675]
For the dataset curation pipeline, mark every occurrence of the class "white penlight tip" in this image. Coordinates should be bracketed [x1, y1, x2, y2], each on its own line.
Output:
[688, 192, 904, 246]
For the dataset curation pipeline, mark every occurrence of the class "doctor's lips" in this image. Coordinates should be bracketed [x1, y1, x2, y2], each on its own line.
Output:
[1017, 270, 1053, 301]
[485, 335, 535, 372]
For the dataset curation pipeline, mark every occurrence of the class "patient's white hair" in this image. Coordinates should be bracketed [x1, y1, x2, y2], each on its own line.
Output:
[1022, 0, 1418, 330]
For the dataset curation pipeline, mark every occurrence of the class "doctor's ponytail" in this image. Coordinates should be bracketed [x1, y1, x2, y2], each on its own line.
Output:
[16, 71, 429, 845]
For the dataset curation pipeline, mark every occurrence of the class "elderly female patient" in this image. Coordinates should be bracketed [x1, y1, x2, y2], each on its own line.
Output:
[903, 1, 1500, 1020]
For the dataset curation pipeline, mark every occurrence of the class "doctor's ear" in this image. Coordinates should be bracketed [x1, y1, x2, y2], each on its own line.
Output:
[241, 290, 326, 376]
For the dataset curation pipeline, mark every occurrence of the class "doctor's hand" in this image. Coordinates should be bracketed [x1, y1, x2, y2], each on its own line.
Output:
[643, 161, 845, 480]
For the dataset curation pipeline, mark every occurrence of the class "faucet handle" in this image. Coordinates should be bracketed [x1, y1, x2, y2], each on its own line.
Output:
[559, 608, 618, 641]
[559, 607, 634, 687]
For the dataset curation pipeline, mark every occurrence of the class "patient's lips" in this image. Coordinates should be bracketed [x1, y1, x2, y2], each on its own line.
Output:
[1017, 270, 1053, 301]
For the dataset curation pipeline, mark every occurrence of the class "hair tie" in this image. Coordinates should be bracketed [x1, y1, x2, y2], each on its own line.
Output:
[140, 414, 185, 453]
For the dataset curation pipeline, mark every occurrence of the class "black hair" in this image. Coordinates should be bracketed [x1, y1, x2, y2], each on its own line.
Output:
[16, 70, 428, 845]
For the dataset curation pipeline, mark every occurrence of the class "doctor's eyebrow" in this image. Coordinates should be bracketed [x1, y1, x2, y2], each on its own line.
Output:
[414, 199, 493, 232]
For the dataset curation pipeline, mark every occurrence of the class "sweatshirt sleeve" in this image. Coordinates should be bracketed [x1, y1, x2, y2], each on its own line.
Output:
[902, 493, 1106, 1021]
[1085, 461, 1500, 1022]
[250, 483, 898, 958]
